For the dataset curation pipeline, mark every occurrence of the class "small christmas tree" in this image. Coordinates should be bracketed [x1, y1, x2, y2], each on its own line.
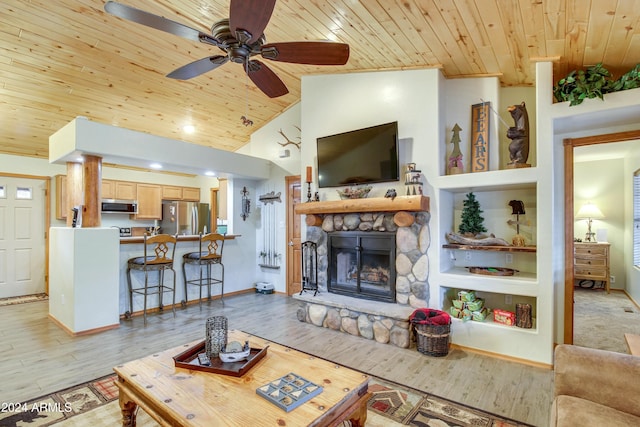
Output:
[459, 192, 487, 235]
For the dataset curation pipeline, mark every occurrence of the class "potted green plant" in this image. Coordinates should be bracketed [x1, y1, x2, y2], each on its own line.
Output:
[553, 63, 613, 106]
[609, 64, 640, 91]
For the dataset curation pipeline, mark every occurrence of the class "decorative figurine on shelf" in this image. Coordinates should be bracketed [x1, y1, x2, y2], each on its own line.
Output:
[507, 200, 527, 247]
[448, 123, 464, 175]
[404, 163, 423, 195]
[506, 102, 531, 168]
[384, 189, 397, 200]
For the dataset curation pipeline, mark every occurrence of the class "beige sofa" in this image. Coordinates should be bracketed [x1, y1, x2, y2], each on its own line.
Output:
[551, 344, 640, 426]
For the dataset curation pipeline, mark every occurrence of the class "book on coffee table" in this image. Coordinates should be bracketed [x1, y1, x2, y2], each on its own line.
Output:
[256, 372, 323, 412]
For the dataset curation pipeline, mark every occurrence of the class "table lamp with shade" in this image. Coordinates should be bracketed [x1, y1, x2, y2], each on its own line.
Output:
[575, 202, 605, 242]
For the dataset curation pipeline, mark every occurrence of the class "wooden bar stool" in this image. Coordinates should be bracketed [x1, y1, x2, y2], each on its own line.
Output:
[126, 234, 178, 323]
[182, 233, 225, 306]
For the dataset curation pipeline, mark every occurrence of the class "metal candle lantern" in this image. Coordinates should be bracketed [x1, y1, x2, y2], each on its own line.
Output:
[205, 316, 228, 358]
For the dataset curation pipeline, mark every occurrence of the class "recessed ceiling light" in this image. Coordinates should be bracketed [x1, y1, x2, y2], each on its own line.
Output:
[205, 171, 216, 176]
[149, 163, 162, 169]
[183, 125, 195, 134]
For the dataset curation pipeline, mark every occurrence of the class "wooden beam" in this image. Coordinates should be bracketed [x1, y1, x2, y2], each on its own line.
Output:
[294, 195, 429, 215]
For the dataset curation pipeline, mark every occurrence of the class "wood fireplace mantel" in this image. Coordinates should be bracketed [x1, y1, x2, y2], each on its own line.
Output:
[294, 195, 429, 215]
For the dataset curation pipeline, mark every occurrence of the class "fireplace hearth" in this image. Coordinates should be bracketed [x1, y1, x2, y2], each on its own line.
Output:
[328, 231, 396, 303]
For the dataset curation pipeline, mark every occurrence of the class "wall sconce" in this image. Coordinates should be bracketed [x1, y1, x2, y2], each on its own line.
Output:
[240, 186, 250, 221]
[575, 202, 604, 242]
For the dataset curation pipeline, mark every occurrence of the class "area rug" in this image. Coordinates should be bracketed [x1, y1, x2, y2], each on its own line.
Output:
[0, 375, 531, 427]
[0, 293, 48, 307]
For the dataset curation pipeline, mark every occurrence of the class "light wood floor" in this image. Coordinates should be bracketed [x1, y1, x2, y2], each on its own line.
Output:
[0, 292, 553, 426]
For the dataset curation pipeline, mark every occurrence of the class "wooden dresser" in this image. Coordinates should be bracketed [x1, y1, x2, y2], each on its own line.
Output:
[574, 242, 611, 293]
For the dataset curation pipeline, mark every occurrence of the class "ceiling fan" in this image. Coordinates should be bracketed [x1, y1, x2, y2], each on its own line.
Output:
[104, 0, 350, 98]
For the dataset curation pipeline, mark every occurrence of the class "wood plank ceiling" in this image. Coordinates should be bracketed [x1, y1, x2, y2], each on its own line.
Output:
[1, 0, 640, 162]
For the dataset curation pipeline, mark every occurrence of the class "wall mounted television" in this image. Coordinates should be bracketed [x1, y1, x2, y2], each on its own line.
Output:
[316, 121, 399, 188]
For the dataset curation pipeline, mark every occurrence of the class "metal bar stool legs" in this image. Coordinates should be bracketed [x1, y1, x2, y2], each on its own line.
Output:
[126, 234, 178, 324]
[182, 233, 225, 307]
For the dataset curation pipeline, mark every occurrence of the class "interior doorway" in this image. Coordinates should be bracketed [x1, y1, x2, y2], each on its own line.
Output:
[0, 173, 50, 298]
[563, 129, 640, 343]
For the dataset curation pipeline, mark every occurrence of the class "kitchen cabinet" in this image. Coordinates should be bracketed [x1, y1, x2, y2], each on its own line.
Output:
[55, 174, 68, 219]
[181, 186, 200, 201]
[162, 185, 200, 201]
[162, 185, 183, 200]
[135, 184, 162, 220]
[102, 180, 137, 200]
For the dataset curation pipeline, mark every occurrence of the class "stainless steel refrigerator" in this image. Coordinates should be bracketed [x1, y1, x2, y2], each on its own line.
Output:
[160, 201, 210, 235]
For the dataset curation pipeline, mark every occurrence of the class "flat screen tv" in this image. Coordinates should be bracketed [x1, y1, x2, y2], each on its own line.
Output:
[316, 121, 399, 188]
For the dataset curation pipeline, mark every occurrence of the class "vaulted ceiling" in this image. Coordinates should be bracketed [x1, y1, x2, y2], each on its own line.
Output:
[2, 0, 640, 161]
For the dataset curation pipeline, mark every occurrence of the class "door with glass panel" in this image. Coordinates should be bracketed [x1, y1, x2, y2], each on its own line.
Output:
[0, 177, 46, 298]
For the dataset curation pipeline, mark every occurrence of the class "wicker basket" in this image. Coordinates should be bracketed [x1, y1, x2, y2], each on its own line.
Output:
[413, 323, 451, 357]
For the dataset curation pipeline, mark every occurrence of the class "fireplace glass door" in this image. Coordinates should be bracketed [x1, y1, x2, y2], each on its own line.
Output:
[328, 232, 396, 303]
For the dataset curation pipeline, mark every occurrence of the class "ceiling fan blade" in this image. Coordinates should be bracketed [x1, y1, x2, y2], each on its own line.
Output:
[167, 56, 229, 80]
[229, 0, 276, 44]
[261, 41, 350, 65]
[246, 60, 289, 98]
[104, 1, 220, 46]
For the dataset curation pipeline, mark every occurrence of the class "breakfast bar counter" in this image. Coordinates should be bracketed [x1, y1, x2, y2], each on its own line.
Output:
[117, 234, 239, 317]
[118, 234, 237, 244]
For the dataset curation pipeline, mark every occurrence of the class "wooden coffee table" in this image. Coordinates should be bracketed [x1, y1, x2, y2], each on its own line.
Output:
[114, 330, 370, 426]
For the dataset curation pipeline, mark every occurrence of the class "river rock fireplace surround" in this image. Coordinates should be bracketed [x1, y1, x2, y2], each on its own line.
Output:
[293, 195, 430, 348]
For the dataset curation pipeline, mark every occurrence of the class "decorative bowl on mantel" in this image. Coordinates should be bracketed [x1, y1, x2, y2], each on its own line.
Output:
[336, 185, 372, 200]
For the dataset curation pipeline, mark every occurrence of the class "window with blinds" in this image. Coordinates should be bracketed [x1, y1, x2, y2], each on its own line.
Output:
[634, 169, 640, 267]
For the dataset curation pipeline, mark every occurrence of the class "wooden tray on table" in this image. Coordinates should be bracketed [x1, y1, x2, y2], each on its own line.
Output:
[173, 340, 268, 377]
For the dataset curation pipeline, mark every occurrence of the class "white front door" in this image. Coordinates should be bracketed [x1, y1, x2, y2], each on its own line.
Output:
[0, 177, 46, 298]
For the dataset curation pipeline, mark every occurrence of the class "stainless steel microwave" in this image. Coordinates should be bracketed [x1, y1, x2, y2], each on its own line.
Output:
[101, 199, 138, 214]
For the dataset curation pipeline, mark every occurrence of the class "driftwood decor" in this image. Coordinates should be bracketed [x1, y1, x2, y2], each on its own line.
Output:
[445, 232, 510, 246]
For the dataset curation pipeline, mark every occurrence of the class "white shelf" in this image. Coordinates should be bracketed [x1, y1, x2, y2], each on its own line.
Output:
[436, 167, 538, 192]
[439, 269, 538, 296]
[450, 316, 538, 334]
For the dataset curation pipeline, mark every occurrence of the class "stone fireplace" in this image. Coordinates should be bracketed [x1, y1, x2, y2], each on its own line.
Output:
[293, 195, 430, 348]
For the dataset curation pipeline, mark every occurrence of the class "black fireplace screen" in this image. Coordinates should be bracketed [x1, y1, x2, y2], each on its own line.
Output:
[328, 232, 396, 303]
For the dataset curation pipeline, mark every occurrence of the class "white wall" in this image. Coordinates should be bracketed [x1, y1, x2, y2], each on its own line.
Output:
[238, 103, 302, 293]
[574, 158, 626, 289]
[301, 69, 443, 204]
[444, 77, 500, 174]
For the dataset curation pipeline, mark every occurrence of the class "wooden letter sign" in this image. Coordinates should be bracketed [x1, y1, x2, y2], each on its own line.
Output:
[471, 102, 490, 172]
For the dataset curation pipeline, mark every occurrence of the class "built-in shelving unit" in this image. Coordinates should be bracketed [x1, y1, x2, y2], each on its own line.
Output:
[436, 164, 540, 358]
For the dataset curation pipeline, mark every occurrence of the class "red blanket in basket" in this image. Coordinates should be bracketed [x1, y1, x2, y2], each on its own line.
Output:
[410, 308, 451, 325]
